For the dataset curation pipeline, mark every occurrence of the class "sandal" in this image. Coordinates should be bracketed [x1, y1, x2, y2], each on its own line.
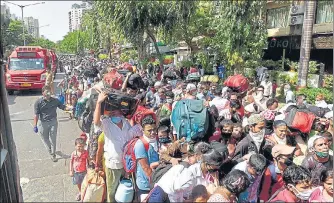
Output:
[76, 193, 81, 201]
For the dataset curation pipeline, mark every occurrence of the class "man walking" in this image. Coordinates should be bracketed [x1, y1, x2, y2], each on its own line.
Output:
[33, 86, 71, 162]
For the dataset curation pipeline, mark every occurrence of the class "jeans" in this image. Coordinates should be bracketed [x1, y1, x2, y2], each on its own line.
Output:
[39, 119, 58, 155]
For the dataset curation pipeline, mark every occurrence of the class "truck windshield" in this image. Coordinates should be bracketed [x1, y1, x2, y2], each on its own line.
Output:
[9, 58, 44, 71]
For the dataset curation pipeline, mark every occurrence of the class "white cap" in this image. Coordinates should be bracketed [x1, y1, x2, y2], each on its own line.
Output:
[324, 111, 333, 119]
[186, 83, 196, 91]
[244, 103, 256, 113]
[154, 81, 162, 87]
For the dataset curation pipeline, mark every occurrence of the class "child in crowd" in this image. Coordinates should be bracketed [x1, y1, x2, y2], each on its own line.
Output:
[309, 169, 333, 202]
[69, 138, 89, 201]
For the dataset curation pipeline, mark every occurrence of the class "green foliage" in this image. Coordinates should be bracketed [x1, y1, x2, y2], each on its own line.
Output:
[278, 72, 298, 85]
[57, 31, 90, 54]
[210, 1, 267, 72]
[179, 60, 193, 68]
[28, 38, 56, 49]
[297, 87, 333, 104]
[120, 49, 138, 63]
[308, 61, 319, 74]
[323, 74, 333, 89]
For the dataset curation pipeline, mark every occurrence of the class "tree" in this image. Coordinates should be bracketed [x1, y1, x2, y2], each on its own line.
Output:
[210, 1, 267, 73]
[2, 20, 34, 48]
[57, 30, 89, 54]
[171, 1, 214, 59]
[95, 1, 179, 65]
[28, 38, 56, 49]
[298, 1, 316, 88]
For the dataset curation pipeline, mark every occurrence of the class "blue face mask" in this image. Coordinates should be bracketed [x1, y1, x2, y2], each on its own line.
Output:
[111, 116, 122, 124]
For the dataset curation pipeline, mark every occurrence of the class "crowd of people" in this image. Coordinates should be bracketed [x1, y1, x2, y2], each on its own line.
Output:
[34, 59, 333, 203]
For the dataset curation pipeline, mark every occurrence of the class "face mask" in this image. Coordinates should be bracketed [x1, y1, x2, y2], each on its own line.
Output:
[283, 157, 293, 166]
[221, 132, 232, 139]
[289, 185, 313, 200]
[166, 99, 173, 104]
[191, 91, 197, 96]
[111, 116, 122, 124]
[316, 151, 329, 158]
[251, 129, 265, 138]
[159, 137, 171, 144]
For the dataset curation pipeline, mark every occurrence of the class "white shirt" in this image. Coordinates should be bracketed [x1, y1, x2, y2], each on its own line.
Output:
[285, 90, 295, 103]
[260, 81, 272, 97]
[157, 163, 211, 202]
[101, 117, 134, 169]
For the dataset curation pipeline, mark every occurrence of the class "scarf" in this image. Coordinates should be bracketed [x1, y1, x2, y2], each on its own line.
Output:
[273, 133, 287, 145]
[249, 130, 265, 151]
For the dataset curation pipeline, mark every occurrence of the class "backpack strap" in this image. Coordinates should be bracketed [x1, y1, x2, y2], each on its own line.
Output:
[138, 136, 150, 152]
[268, 164, 277, 182]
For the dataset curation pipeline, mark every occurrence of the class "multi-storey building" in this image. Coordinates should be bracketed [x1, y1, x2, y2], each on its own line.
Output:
[264, 0, 333, 73]
[24, 17, 39, 38]
[1, 4, 11, 19]
[68, 3, 89, 32]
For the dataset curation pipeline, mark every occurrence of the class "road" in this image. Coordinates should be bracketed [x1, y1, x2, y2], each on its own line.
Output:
[7, 73, 82, 202]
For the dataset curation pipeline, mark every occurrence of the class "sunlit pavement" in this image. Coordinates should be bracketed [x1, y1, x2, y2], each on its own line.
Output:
[8, 73, 82, 202]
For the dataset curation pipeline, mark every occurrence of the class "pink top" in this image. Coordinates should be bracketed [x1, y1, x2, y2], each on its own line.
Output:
[309, 187, 333, 203]
[71, 150, 88, 173]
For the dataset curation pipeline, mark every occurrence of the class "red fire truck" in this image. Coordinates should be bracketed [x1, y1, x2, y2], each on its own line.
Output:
[5, 46, 56, 95]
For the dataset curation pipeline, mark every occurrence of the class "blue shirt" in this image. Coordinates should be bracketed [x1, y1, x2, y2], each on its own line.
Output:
[134, 139, 159, 191]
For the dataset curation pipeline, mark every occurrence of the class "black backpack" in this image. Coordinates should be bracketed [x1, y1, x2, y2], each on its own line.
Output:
[127, 73, 145, 90]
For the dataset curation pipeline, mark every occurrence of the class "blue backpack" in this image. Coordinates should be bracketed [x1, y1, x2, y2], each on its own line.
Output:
[171, 99, 209, 142]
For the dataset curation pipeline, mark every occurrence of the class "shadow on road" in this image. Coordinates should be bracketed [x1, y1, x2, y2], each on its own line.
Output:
[55, 151, 71, 160]
[15, 90, 42, 97]
[7, 95, 17, 105]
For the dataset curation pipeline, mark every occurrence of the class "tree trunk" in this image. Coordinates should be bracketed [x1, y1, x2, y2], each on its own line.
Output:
[146, 27, 163, 67]
[298, 1, 316, 88]
[185, 39, 195, 63]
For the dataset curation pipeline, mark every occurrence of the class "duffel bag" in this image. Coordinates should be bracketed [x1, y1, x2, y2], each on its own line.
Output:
[104, 91, 140, 119]
[224, 74, 249, 92]
[285, 107, 316, 133]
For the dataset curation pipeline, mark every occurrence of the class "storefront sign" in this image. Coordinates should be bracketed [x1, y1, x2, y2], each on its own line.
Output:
[267, 36, 301, 49]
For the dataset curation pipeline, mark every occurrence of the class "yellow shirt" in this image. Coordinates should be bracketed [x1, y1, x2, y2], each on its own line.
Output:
[97, 132, 105, 170]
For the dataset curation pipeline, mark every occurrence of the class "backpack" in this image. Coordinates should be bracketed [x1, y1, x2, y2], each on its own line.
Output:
[132, 105, 157, 125]
[171, 99, 209, 142]
[150, 163, 173, 189]
[103, 69, 124, 90]
[83, 68, 99, 78]
[306, 105, 330, 118]
[285, 107, 316, 133]
[122, 136, 150, 173]
[127, 73, 145, 90]
[224, 74, 249, 93]
[81, 170, 106, 202]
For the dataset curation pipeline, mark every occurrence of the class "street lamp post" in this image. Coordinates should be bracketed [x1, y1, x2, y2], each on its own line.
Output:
[4, 1, 45, 46]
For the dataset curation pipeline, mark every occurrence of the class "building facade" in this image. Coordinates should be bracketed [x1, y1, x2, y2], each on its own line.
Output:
[1, 4, 11, 20]
[68, 3, 90, 32]
[264, 0, 333, 73]
[24, 17, 39, 38]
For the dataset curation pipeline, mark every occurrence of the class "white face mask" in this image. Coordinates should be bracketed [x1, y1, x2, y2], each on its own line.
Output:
[288, 184, 313, 200]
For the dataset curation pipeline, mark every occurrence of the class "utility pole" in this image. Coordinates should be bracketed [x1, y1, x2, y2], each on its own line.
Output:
[4, 1, 45, 46]
[297, 0, 316, 88]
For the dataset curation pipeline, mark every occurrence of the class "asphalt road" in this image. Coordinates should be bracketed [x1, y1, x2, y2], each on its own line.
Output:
[8, 73, 81, 202]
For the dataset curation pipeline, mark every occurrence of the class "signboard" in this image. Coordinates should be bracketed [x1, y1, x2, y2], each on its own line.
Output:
[267, 36, 302, 49]
[17, 52, 36, 57]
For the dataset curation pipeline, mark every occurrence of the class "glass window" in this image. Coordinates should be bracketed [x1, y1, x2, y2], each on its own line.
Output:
[266, 6, 290, 28]
[316, 1, 333, 24]
[9, 58, 44, 71]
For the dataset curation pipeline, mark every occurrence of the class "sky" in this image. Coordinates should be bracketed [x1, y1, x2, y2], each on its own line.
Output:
[3, 1, 81, 42]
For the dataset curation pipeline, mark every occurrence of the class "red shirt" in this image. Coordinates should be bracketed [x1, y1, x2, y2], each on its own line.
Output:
[272, 83, 278, 92]
[260, 167, 284, 202]
[71, 150, 88, 173]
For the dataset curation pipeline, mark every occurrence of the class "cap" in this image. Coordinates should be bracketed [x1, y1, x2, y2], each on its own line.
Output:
[307, 135, 323, 151]
[247, 114, 264, 125]
[154, 81, 162, 87]
[272, 144, 296, 158]
[245, 103, 256, 113]
[186, 83, 196, 91]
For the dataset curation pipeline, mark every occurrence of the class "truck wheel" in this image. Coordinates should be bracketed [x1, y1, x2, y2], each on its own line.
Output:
[7, 90, 14, 95]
